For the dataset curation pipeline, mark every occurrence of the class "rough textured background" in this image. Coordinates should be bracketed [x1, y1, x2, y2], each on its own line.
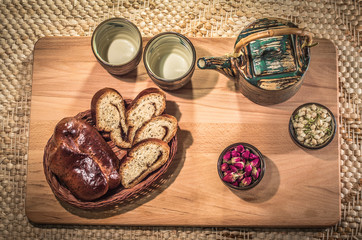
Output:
[0, 0, 361, 239]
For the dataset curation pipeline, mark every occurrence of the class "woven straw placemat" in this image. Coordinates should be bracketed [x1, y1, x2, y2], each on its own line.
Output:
[0, 0, 361, 239]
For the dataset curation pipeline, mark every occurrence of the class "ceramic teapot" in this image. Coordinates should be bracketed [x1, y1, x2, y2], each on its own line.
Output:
[197, 18, 316, 105]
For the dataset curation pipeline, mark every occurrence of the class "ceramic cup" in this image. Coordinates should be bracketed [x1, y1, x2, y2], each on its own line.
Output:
[91, 18, 142, 75]
[143, 32, 196, 90]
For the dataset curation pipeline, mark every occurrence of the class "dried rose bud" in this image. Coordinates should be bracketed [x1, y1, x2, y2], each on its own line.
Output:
[244, 164, 252, 176]
[237, 171, 244, 180]
[224, 172, 243, 183]
[234, 162, 245, 170]
[235, 145, 245, 153]
[222, 173, 234, 183]
[241, 177, 252, 186]
[231, 150, 240, 158]
[250, 157, 260, 168]
[232, 181, 239, 186]
[231, 157, 241, 164]
[249, 153, 258, 159]
[233, 171, 244, 181]
[229, 165, 238, 173]
[251, 166, 259, 180]
[236, 173, 244, 183]
[223, 151, 231, 161]
[242, 150, 250, 159]
[223, 170, 232, 176]
[220, 163, 229, 172]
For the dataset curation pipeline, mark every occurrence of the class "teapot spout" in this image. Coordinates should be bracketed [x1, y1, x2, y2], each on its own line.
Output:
[197, 56, 238, 79]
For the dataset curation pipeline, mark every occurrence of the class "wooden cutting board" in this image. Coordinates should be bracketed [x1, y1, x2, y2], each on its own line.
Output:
[26, 37, 340, 227]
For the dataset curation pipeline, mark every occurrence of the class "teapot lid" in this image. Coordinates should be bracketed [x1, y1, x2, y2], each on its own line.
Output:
[235, 18, 310, 90]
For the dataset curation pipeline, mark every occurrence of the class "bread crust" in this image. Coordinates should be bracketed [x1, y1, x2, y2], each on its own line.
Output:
[133, 114, 178, 144]
[126, 88, 166, 113]
[48, 117, 120, 201]
[91, 87, 119, 128]
[91, 87, 131, 148]
[126, 88, 166, 143]
[119, 139, 170, 188]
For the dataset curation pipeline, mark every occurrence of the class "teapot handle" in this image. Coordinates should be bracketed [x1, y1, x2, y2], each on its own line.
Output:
[233, 28, 314, 57]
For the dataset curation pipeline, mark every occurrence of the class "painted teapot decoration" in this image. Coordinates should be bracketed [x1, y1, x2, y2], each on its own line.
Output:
[197, 18, 316, 105]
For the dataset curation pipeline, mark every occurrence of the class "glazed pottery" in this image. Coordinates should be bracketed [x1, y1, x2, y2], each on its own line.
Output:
[92, 18, 142, 75]
[197, 18, 315, 105]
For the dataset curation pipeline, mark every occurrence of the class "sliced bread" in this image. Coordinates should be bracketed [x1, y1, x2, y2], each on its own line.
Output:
[119, 139, 170, 188]
[126, 88, 166, 144]
[91, 88, 131, 148]
[133, 114, 177, 145]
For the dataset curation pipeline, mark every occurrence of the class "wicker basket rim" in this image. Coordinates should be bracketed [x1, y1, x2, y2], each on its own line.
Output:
[43, 109, 178, 210]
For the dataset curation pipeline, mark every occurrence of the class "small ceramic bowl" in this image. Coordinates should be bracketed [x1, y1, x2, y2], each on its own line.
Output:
[217, 142, 265, 190]
[91, 18, 143, 75]
[289, 103, 336, 149]
[143, 32, 196, 90]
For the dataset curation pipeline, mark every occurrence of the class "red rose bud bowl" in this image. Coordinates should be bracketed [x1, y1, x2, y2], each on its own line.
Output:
[217, 143, 265, 190]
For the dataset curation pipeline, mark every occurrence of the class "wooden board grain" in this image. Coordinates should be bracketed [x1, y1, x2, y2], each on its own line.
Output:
[26, 37, 340, 227]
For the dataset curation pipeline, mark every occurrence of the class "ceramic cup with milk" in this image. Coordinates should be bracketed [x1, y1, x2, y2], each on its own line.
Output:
[91, 18, 142, 75]
[143, 32, 196, 90]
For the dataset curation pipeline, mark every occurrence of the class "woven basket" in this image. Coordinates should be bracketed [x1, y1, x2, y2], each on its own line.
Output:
[43, 108, 178, 210]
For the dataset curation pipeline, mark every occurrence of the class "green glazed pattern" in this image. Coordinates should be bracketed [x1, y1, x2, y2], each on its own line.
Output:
[235, 18, 310, 90]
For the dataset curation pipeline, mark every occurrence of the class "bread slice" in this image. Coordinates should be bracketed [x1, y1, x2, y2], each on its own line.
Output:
[119, 139, 170, 188]
[91, 88, 131, 148]
[133, 114, 177, 145]
[126, 88, 166, 144]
